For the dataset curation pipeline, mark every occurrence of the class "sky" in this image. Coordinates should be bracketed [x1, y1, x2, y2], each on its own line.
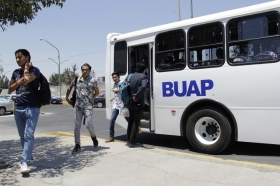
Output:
[0, 0, 274, 80]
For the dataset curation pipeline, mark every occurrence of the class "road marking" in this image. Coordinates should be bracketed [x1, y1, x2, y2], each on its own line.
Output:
[1, 112, 54, 117]
[1, 115, 14, 117]
[94, 128, 126, 133]
[153, 148, 280, 171]
[39, 112, 54, 115]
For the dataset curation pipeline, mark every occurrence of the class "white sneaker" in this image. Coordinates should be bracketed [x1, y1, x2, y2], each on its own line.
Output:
[20, 162, 29, 174]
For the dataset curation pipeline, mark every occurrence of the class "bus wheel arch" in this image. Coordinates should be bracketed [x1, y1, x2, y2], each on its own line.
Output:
[180, 99, 237, 154]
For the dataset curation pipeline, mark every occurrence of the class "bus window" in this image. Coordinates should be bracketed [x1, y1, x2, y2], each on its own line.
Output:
[228, 13, 280, 64]
[155, 30, 186, 71]
[114, 41, 127, 75]
[128, 44, 149, 73]
[188, 23, 224, 68]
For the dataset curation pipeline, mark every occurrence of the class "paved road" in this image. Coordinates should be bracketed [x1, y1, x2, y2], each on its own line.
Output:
[1, 104, 280, 167]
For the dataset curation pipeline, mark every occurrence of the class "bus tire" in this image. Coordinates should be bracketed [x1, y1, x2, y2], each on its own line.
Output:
[186, 108, 232, 154]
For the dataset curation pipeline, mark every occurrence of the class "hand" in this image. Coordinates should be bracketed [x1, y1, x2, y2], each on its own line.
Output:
[17, 77, 28, 85]
[112, 88, 119, 93]
[132, 97, 137, 102]
[110, 97, 115, 102]
[66, 98, 73, 105]
[25, 62, 33, 69]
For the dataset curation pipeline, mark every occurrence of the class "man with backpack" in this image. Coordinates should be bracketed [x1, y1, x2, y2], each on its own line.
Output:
[8, 49, 41, 174]
[105, 72, 129, 143]
[65, 63, 99, 154]
[126, 62, 148, 148]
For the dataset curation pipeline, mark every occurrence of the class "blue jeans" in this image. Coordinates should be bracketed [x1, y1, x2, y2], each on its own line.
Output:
[110, 108, 128, 138]
[14, 107, 40, 164]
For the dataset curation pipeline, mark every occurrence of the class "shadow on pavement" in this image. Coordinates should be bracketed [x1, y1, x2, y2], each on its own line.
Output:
[0, 137, 109, 185]
[115, 132, 280, 157]
[223, 141, 280, 156]
[115, 133, 192, 150]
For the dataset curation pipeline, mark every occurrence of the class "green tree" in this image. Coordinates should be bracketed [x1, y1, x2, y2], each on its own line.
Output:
[0, 0, 66, 31]
[49, 63, 78, 86]
[0, 75, 9, 89]
[49, 73, 59, 86]
[72, 64, 78, 75]
[62, 64, 78, 85]
[62, 67, 73, 85]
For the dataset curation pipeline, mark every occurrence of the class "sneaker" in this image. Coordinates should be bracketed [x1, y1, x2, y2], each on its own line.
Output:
[72, 144, 81, 154]
[20, 162, 29, 174]
[91, 137, 98, 147]
[105, 137, 114, 143]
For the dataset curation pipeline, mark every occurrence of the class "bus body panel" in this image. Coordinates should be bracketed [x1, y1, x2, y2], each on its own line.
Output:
[153, 107, 183, 135]
[152, 62, 280, 143]
[233, 109, 280, 144]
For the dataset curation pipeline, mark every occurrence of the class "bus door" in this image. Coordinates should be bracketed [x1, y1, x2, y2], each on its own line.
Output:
[128, 43, 154, 132]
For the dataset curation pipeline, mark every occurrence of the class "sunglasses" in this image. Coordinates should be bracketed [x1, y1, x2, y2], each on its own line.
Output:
[82, 69, 89, 72]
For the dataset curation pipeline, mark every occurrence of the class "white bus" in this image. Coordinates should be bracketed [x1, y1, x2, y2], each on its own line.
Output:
[105, 1, 280, 154]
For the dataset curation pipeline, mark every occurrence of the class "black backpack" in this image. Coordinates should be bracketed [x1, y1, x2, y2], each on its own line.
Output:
[37, 73, 51, 106]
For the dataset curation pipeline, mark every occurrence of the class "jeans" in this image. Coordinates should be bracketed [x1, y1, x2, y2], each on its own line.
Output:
[109, 108, 129, 138]
[74, 109, 96, 145]
[127, 103, 143, 144]
[14, 107, 40, 164]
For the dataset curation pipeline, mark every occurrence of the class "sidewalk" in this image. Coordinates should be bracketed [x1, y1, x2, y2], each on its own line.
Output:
[1, 132, 280, 186]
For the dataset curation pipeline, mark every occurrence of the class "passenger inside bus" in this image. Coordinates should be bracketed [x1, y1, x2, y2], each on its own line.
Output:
[210, 47, 224, 65]
[130, 51, 137, 73]
[172, 51, 185, 69]
[252, 44, 278, 61]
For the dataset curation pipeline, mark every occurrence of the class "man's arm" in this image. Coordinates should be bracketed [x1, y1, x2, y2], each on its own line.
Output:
[8, 63, 37, 94]
[93, 87, 99, 99]
[8, 79, 19, 94]
[65, 84, 74, 105]
[133, 77, 148, 102]
[23, 62, 37, 84]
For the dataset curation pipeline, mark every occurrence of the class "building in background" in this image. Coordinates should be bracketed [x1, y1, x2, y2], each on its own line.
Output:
[97, 76, 105, 94]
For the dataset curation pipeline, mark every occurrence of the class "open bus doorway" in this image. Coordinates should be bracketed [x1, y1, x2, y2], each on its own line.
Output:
[128, 43, 154, 132]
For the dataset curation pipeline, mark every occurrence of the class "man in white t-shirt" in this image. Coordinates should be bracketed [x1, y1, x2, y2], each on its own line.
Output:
[105, 72, 129, 142]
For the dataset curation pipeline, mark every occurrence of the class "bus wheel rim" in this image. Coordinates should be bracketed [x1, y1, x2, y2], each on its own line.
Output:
[194, 117, 221, 145]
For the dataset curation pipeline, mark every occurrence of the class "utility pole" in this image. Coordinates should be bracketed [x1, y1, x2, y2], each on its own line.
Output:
[190, 0, 193, 18]
[40, 38, 61, 98]
[178, 0, 181, 21]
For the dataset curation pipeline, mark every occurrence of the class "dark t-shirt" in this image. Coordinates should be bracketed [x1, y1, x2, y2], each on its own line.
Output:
[11, 67, 41, 108]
